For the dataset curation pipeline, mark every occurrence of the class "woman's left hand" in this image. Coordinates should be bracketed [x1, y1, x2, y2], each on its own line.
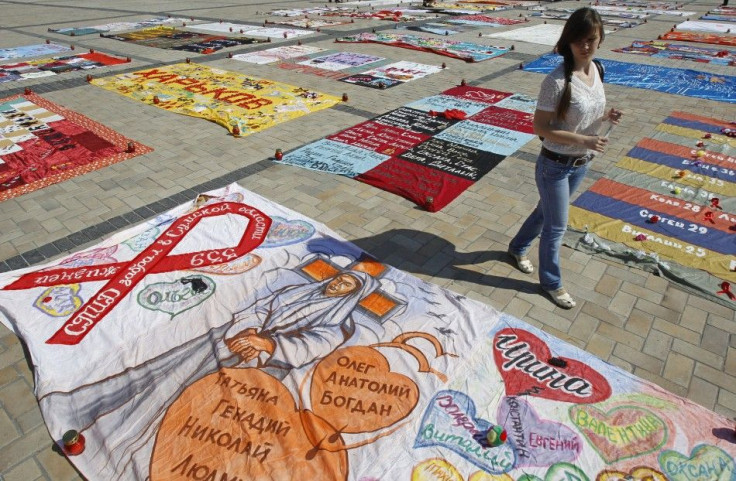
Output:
[607, 108, 623, 125]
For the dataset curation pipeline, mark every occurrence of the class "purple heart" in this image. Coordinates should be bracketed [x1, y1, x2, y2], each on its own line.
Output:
[497, 396, 582, 467]
[415, 390, 515, 474]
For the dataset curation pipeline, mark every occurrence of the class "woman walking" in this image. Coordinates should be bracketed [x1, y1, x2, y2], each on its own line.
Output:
[508, 7, 622, 309]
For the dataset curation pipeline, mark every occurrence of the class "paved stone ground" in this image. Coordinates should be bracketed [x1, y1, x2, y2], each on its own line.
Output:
[0, 0, 735, 479]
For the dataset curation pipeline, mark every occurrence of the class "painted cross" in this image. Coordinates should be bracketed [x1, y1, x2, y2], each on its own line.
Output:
[296, 254, 402, 322]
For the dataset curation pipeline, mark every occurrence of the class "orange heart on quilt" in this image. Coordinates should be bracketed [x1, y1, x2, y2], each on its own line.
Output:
[310, 346, 419, 434]
[150, 367, 347, 481]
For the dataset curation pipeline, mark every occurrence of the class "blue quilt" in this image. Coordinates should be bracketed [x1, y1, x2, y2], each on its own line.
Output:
[523, 53, 736, 104]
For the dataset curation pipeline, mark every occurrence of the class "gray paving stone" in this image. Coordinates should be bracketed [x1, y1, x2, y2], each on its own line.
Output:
[608, 355, 634, 374]
[527, 305, 574, 332]
[581, 302, 627, 329]
[0, 407, 19, 450]
[620, 280, 664, 304]
[35, 447, 84, 481]
[597, 322, 644, 351]
[0, 425, 51, 475]
[35, 243, 61, 260]
[652, 318, 702, 346]
[0, 364, 17, 388]
[714, 404, 736, 421]
[718, 389, 736, 414]
[594, 274, 621, 297]
[689, 294, 735, 318]
[604, 264, 648, 286]
[662, 351, 695, 388]
[624, 308, 654, 337]
[0, 341, 24, 372]
[51, 237, 75, 253]
[16, 404, 44, 434]
[687, 376, 719, 411]
[5, 256, 29, 270]
[672, 337, 724, 371]
[20, 250, 45, 267]
[694, 363, 736, 392]
[636, 299, 681, 324]
[568, 312, 599, 342]
[3, 458, 42, 481]
[503, 297, 533, 320]
[642, 328, 673, 362]
[614, 343, 664, 376]
[0, 378, 37, 419]
[660, 286, 689, 312]
[609, 289, 637, 318]
[727, 347, 736, 377]
[707, 314, 736, 336]
[680, 304, 707, 334]
[634, 367, 688, 398]
[585, 333, 614, 361]
[701, 324, 731, 358]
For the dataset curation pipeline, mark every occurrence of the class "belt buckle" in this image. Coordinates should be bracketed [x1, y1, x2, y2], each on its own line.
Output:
[572, 155, 588, 167]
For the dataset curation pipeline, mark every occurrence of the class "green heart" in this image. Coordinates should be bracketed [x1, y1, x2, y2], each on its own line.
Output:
[569, 404, 667, 463]
[659, 444, 736, 481]
[519, 475, 544, 481]
[545, 462, 590, 481]
[137, 276, 215, 318]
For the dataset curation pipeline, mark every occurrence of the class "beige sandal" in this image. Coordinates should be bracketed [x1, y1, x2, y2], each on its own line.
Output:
[545, 287, 576, 309]
[508, 250, 534, 274]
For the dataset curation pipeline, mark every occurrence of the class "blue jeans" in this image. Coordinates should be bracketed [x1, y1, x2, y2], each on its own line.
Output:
[509, 152, 590, 291]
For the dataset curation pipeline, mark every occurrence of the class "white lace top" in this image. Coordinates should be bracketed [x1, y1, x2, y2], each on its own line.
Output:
[536, 62, 606, 157]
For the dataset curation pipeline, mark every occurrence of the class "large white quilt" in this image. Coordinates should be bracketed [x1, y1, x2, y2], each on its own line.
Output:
[0, 183, 734, 480]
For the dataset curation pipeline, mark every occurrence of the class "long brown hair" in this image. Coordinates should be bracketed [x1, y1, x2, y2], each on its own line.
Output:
[554, 8, 604, 121]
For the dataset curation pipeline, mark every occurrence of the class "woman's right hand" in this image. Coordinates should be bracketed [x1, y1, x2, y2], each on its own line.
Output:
[584, 135, 608, 153]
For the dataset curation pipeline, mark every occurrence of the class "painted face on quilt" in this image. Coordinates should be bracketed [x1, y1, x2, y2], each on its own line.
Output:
[324, 273, 361, 297]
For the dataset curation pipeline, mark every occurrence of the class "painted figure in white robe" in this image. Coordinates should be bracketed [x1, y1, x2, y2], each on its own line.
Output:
[38, 270, 378, 480]
[226, 271, 378, 371]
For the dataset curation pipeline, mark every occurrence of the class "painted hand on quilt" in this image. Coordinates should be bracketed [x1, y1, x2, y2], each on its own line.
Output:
[225, 328, 276, 362]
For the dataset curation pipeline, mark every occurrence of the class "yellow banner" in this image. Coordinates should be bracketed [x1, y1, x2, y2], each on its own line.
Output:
[114, 26, 177, 41]
[616, 156, 736, 197]
[656, 123, 736, 150]
[91, 63, 341, 137]
[569, 206, 736, 282]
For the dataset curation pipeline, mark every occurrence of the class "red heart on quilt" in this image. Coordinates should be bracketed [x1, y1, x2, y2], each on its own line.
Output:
[492, 328, 611, 404]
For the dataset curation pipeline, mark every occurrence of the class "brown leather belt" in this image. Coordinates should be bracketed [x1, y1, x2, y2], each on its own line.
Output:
[541, 146, 591, 167]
